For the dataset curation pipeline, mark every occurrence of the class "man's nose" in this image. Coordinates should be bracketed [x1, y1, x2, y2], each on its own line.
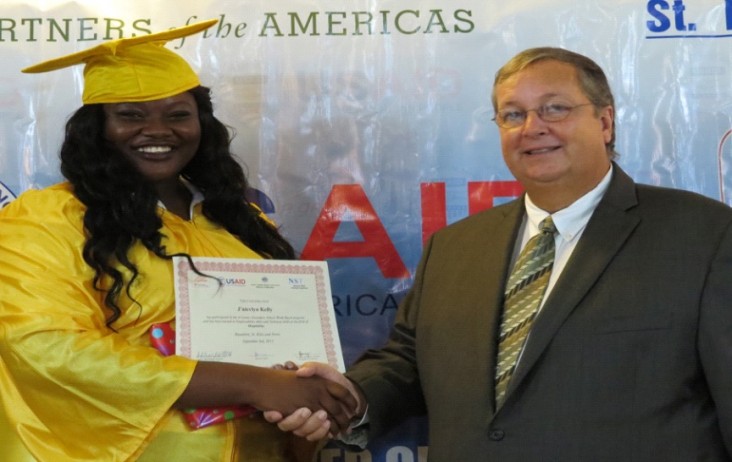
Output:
[522, 109, 548, 134]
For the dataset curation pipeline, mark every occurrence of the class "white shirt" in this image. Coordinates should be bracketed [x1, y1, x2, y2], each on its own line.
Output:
[505, 165, 614, 376]
[516, 165, 613, 311]
[156, 177, 205, 217]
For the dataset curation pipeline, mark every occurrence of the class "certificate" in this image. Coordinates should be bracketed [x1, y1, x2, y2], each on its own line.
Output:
[173, 257, 345, 372]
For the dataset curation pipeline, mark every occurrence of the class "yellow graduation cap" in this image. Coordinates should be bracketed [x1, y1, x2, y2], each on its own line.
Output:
[22, 19, 218, 105]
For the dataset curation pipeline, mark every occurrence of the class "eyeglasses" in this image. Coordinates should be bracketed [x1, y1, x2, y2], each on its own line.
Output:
[492, 103, 594, 129]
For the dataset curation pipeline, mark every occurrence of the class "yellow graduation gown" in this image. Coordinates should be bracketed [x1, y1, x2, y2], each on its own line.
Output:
[0, 183, 308, 461]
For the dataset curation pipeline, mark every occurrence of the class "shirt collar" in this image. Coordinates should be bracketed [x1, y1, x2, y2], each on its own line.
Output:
[183, 178, 205, 207]
[156, 177, 204, 213]
[524, 164, 613, 242]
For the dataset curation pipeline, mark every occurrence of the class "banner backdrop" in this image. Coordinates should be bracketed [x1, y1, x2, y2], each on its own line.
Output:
[2, 1, 732, 460]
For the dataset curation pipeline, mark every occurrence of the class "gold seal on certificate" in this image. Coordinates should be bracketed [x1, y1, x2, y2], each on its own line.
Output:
[173, 257, 345, 372]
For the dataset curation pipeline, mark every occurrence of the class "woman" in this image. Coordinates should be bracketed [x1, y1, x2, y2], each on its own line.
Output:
[0, 20, 353, 461]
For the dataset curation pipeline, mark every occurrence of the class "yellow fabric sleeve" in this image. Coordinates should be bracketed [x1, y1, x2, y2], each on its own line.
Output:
[0, 183, 299, 461]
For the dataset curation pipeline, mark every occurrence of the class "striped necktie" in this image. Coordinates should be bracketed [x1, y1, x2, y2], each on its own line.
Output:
[494, 216, 557, 407]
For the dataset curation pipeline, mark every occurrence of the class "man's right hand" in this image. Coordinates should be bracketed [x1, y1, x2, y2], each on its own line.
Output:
[263, 362, 366, 441]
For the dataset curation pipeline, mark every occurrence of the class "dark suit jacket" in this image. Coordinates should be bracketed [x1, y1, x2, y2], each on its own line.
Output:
[346, 165, 732, 461]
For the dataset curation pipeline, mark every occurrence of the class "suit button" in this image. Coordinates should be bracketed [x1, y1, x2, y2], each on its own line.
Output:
[489, 429, 505, 441]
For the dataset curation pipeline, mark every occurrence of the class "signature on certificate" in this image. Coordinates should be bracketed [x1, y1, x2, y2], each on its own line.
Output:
[196, 351, 233, 360]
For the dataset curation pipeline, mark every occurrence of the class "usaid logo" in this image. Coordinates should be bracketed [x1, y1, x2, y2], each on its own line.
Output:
[222, 277, 247, 286]
[0, 181, 15, 209]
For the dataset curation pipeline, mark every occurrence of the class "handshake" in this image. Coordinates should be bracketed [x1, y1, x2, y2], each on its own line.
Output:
[261, 361, 366, 441]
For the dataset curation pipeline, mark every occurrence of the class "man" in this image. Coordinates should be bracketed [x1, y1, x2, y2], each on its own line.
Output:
[270, 47, 732, 460]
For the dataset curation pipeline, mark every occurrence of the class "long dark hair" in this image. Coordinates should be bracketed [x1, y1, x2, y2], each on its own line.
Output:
[60, 86, 295, 327]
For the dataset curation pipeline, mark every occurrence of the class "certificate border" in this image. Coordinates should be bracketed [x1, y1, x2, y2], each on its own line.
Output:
[175, 258, 342, 370]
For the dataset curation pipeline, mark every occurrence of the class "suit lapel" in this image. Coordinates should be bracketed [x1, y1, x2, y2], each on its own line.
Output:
[501, 165, 641, 405]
